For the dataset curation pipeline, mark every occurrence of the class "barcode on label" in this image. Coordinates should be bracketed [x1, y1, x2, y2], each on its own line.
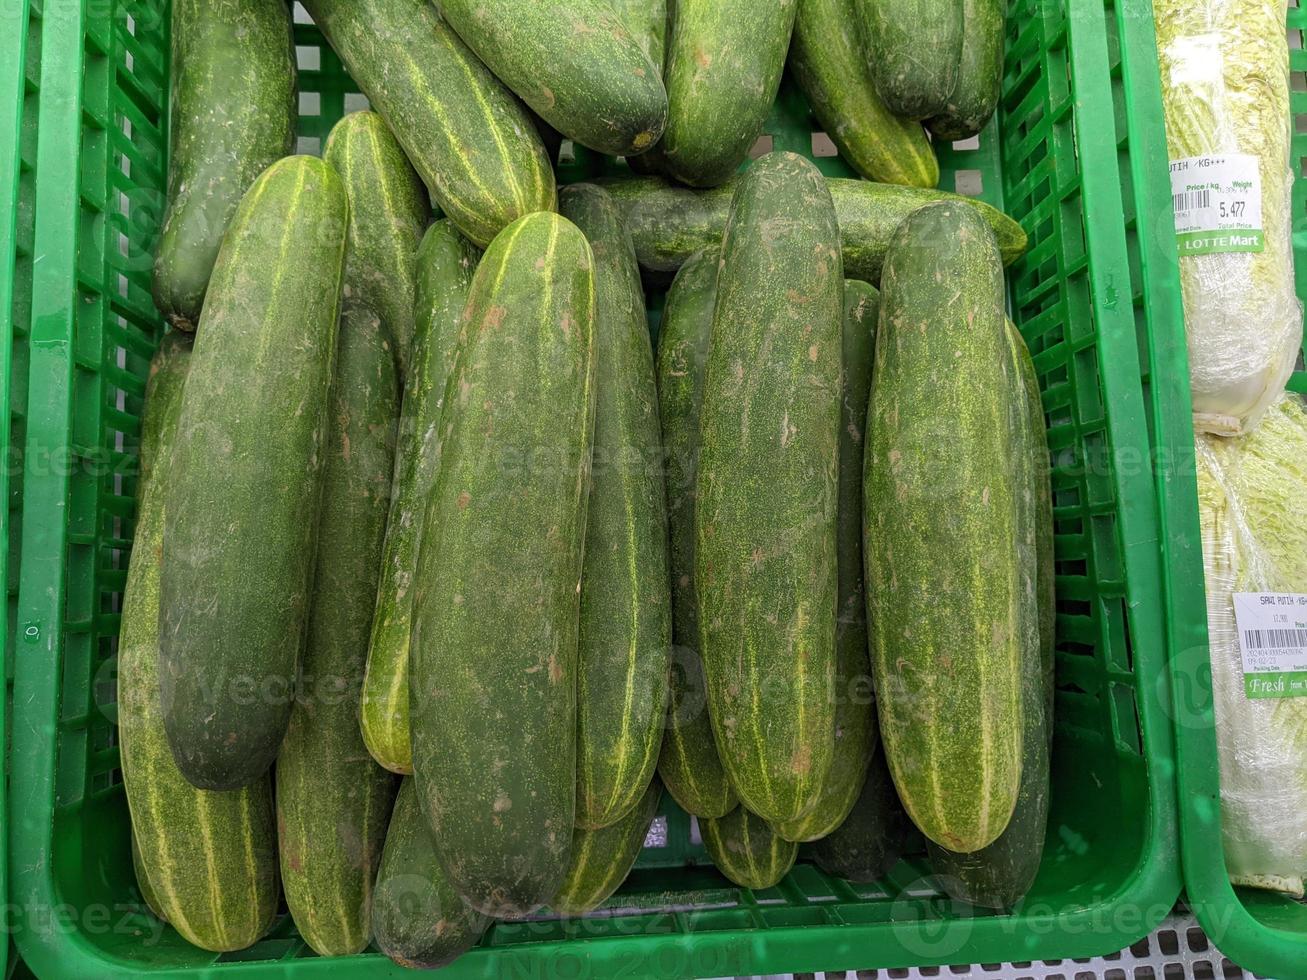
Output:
[1243, 628, 1307, 650]
[1173, 189, 1211, 212]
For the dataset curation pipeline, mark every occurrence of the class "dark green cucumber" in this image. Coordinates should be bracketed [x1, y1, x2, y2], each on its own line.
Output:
[927, 0, 1005, 141]
[864, 201, 1023, 854]
[322, 112, 430, 377]
[131, 831, 167, 922]
[804, 746, 908, 882]
[301, 0, 555, 247]
[438, 0, 667, 156]
[152, 0, 294, 331]
[702, 807, 798, 890]
[659, 0, 797, 186]
[858, 0, 963, 120]
[277, 117, 414, 957]
[410, 212, 597, 916]
[160, 156, 348, 791]
[597, 174, 1028, 278]
[373, 779, 490, 969]
[561, 185, 671, 831]
[610, 0, 668, 70]
[362, 222, 480, 777]
[925, 324, 1051, 909]
[552, 780, 663, 915]
[655, 250, 737, 821]
[791, 0, 937, 187]
[695, 152, 842, 826]
[120, 333, 280, 952]
[1015, 321, 1056, 688]
[773, 280, 880, 844]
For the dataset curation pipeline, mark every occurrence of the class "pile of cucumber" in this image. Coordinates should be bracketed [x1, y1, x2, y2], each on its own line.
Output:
[123, 0, 1045, 969]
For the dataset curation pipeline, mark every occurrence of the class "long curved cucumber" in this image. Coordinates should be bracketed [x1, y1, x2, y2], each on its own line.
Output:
[120, 333, 280, 952]
[152, 0, 295, 331]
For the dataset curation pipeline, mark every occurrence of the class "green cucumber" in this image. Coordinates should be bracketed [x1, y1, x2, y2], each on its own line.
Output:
[373, 779, 490, 969]
[301, 0, 555, 247]
[609, 0, 669, 69]
[655, 250, 737, 821]
[120, 333, 280, 952]
[131, 831, 167, 922]
[1016, 322, 1056, 689]
[552, 780, 663, 915]
[925, 324, 1052, 909]
[561, 185, 671, 831]
[858, 0, 963, 120]
[361, 222, 480, 776]
[926, 0, 1005, 141]
[864, 201, 1023, 854]
[773, 280, 880, 844]
[276, 116, 414, 957]
[659, 0, 797, 187]
[438, 0, 667, 156]
[695, 152, 842, 826]
[323, 112, 430, 377]
[410, 212, 597, 916]
[804, 746, 908, 882]
[151, 0, 294, 331]
[702, 807, 797, 890]
[791, 0, 937, 187]
[160, 156, 348, 791]
[597, 174, 1028, 278]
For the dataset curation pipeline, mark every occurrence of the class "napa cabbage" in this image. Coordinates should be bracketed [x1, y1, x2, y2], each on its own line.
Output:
[1197, 394, 1307, 895]
[1155, 0, 1304, 436]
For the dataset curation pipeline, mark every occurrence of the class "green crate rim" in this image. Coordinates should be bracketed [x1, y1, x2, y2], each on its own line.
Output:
[1112, 1, 1307, 977]
[0, 0, 24, 976]
[8, 0, 1180, 976]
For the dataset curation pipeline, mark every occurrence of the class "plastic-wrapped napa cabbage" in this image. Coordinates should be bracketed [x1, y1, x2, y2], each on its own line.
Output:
[1155, 0, 1304, 436]
[1197, 394, 1307, 895]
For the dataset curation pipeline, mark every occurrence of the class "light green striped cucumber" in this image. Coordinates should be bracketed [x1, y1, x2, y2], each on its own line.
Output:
[152, 0, 294, 331]
[865, 201, 1023, 854]
[655, 250, 737, 821]
[373, 779, 490, 969]
[858, 0, 963, 120]
[301, 0, 554, 247]
[131, 831, 167, 922]
[660, 0, 797, 186]
[695, 152, 842, 826]
[438, 0, 667, 157]
[598, 174, 1028, 279]
[609, 0, 668, 69]
[925, 323, 1052, 909]
[926, 0, 1005, 142]
[160, 156, 348, 791]
[561, 185, 671, 831]
[362, 223, 480, 776]
[804, 746, 908, 882]
[791, 0, 937, 187]
[410, 212, 597, 916]
[553, 780, 663, 915]
[773, 280, 880, 844]
[324, 111, 430, 376]
[703, 806, 798, 890]
[120, 332, 279, 952]
[276, 116, 413, 957]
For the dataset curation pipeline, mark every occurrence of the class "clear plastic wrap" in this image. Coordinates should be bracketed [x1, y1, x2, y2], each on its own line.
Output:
[1197, 394, 1307, 895]
[1154, 0, 1304, 437]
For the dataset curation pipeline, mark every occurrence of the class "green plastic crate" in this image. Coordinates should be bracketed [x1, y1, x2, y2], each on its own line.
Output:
[0, 1, 38, 977]
[1108, 1, 1307, 977]
[8, 0, 1180, 976]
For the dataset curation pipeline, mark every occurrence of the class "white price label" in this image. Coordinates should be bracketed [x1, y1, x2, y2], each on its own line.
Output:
[1169, 154, 1264, 255]
[1232, 593, 1307, 699]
